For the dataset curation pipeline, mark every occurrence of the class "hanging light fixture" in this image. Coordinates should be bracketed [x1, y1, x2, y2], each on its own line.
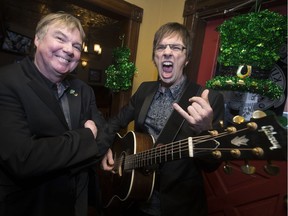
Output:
[82, 41, 102, 54]
[82, 42, 88, 53]
[94, 44, 102, 54]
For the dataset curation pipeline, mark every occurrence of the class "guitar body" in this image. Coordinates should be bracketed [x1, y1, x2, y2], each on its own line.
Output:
[100, 131, 155, 212]
[98, 114, 287, 215]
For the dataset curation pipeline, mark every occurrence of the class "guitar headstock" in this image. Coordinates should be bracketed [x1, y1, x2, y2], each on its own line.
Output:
[195, 111, 287, 175]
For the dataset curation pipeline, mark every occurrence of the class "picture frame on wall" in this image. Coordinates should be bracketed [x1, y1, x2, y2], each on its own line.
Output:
[88, 68, 102, 83]
[1, 30, 32, 55]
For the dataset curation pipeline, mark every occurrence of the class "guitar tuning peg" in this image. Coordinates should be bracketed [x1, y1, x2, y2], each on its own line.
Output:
[232, 115, 245, 124]
[223, 161, 232, 174]
[209, 130, 218, 136]
[252, 147, 264, 158]
[212, 150, 222, 159]
[226, 126, 236, 133]
[241, 160, 256, 175]
[252, 110, 267, 119]
[264, 160, 280, 176]
[230, 149, 241, 159]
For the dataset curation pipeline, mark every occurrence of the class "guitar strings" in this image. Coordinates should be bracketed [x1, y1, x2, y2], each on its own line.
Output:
[121, 127, 253, 170]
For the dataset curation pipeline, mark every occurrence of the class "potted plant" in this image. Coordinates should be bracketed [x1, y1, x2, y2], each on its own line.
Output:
[206, 8, 287, 99]
[105, 47, 137, 92]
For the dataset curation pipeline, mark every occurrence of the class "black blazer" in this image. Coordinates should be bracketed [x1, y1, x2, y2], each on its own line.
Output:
[108, 80, 225, 216]
[0, 57, 112, 216]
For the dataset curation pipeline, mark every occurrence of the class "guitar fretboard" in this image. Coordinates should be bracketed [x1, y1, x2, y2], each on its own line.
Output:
[124, 137, 193, 170]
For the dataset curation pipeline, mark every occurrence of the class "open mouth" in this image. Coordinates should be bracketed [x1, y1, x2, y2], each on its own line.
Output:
[162, 61, 173, 73]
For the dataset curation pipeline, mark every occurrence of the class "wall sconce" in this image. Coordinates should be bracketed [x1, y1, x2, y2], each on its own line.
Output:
[94, 44, 102, 54]
[83, 46, 88, 53]
[82, 42, 88, 53]
[81, 60, 88, 68]
[82, 42, 102, 54]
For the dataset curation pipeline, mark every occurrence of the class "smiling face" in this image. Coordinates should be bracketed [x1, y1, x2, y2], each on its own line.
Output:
[34, 23, 83, 83]
[153, 33, 188, 87]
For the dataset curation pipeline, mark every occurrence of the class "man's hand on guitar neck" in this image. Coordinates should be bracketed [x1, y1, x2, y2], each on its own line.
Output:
[101, 148, 115, 172]
[172, 89, 213, 134]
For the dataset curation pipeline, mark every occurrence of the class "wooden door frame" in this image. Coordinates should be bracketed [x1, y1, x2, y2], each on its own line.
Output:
[71, 0, 143, 62]
[69, 0, 143, 114]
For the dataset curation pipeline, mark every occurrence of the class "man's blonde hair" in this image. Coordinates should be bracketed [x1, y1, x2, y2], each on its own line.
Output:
[35, 11, 85, 41]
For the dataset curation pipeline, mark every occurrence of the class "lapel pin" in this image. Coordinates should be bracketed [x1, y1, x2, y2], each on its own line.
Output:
[69, 89, 78, 96]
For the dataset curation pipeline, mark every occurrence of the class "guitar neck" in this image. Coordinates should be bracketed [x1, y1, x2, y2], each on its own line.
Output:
[124, 137, 193, 170]
[116, 114, 287, 171]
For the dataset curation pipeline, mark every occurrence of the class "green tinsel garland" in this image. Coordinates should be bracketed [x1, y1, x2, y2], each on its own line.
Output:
[217, 9, 287, 70]
[105, 47, 137, 92]
[206, 76, 283, 99]
[206, 9, 286, 100]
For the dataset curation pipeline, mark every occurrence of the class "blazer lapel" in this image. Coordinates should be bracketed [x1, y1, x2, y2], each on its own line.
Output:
[138, 84, 158, 127]
[20, 57, 68, 128]
[27, 80, 68, 128]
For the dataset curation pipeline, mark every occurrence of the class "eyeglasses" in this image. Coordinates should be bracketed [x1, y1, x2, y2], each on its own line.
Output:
[155, 44, 186, 52]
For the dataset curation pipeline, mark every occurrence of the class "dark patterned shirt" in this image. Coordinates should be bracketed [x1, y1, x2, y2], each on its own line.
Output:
[141, 76, 186, 215]
[144, 76, 186, 141]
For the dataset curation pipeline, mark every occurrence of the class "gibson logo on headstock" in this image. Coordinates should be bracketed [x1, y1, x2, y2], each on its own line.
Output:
[259, 125, 281, 150]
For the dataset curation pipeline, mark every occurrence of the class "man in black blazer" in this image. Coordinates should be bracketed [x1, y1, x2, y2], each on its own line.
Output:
[0, 12, 112, 216]
[101, 23, 225, 216]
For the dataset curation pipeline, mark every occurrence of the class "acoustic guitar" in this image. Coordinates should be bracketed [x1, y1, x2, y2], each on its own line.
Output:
[99, 114, 287, 211]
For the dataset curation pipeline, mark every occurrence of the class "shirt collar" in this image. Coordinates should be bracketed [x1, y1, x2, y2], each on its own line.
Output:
[158, 75, 187, 100]
[40, 74, 70, 91]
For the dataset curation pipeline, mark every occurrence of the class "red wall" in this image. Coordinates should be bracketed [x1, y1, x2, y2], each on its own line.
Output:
[197, 19, 223, 86]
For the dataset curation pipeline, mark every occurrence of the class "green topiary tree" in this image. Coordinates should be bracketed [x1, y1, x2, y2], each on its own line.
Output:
[105, 47, 137, 92]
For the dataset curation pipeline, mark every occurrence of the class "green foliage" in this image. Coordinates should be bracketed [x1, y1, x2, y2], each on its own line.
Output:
[206, 75, 283, 99]
[105, 47, 137, 92]
[217, 9, 287, 70]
